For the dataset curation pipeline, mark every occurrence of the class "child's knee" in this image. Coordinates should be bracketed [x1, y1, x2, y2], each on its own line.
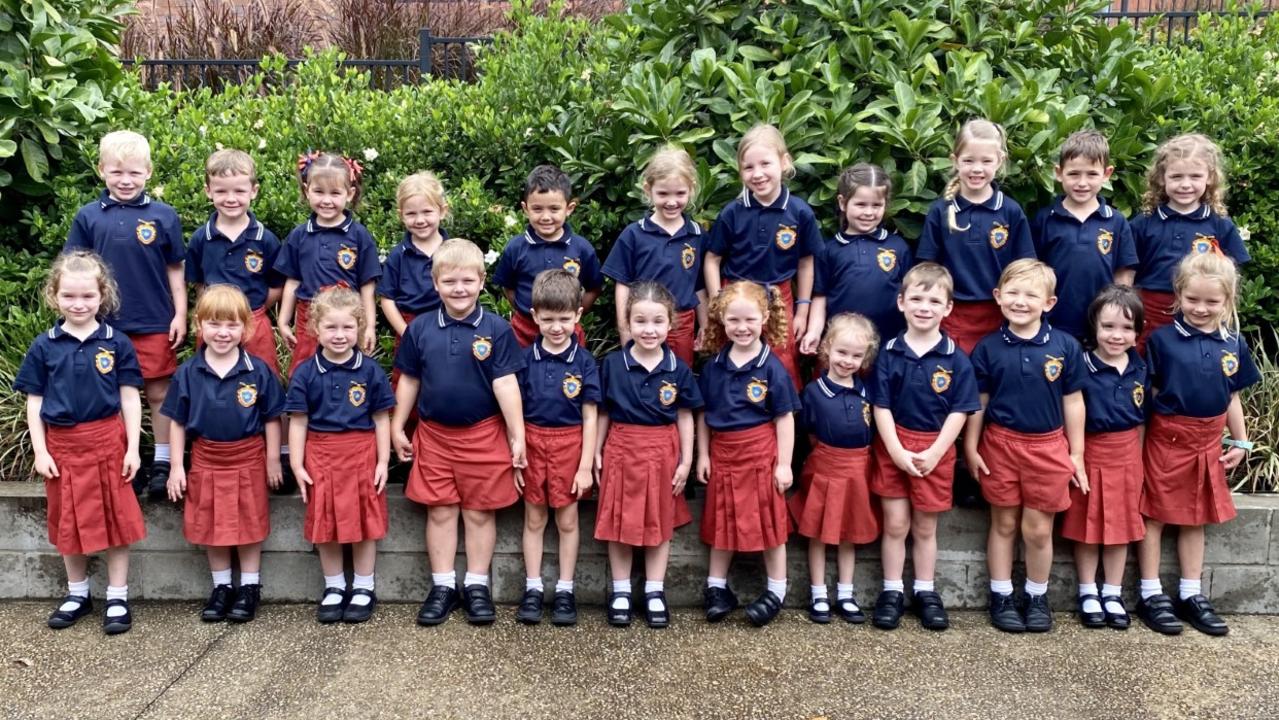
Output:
[990, 511, 1019, 537]
[427, 505, 459, 527]
[523, 503, 548, 531]
[882, 512, 911, 539]
[554, 505, 579, 534]
[1020, 515, 1052, 546]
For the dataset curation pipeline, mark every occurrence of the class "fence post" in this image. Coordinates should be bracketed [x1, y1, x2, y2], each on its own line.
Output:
[419, 28, 432, 77]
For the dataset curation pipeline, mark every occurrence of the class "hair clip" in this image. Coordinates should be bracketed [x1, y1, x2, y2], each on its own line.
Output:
[296, 150, 322, 176]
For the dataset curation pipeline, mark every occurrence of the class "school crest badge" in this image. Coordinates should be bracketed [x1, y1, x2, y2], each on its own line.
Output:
[1097, 229, 1114, 256]
[774, 225, 797, 251]
[989, 224, 1009, 250]
[1132, 383, 1145, 408]
[746, 378, 769, 404]
[931, 366, 952, 394]
[1043, 355, 1064, 383]
[1222, 351, 1239, 377]
[136, 220, 157, 245]
[94, 347, 115, 374]
[658, 381, 678, 406]
[562, 257, 582, 276]
[562, 373, 582, 399]
[244, 250, 264, 274]
[348, 382, 367, 407]
[237, 383, 258, 408]
[472, 336, 493, 361]
[681, 244, 696, 270]
[876, 248, 897, 273]
[1193, 233, 1218, 255]
[336, 245, 357, 270]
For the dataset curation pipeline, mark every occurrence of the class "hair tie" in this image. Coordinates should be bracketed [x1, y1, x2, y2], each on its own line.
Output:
[343, 157, 364, 184]
[296, 150, 321, 177]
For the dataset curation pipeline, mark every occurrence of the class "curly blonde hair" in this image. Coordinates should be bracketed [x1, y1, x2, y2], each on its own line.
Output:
[308, 285, 367, 338]
[44, 251, 120, 318]
[944, 119, 1007, 232]
[1141, 133, 1228, 216]
[818, 313, 880, 376]
[701, 281, 788, 354]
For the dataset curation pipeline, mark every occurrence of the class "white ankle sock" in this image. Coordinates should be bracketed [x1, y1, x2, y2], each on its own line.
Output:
[913, 579, 935, 594]
[1178, 577, 1201, 600]
[106, 585, 128, 617]
[348, 573, 374, 606]
[153, 444, 170, 464]
[240, 571, 260, 586]
[706, 576, 727, 589]
[463, 572, 488, 588]
[555, 579, 574, 593]
[810, 584, 828, 600]
[645, 581, 665, 611]
[1078, 583, 1101, 613]
[61, 580, 90, 611]
[432, 571, 457, 589]
[525, 577, 544, 592]
[321, 574, 346, 605]
[280, 445, 290, 456]
[837, 582, 855, 600]
[1102, 584, 1127, 615]
[1025, 580, 1048, 597]
[766, 577, 787, 602]
[212, 569, 232, 587]
[611, 579, 631, 609]
[1139, 578, 1162, 600]
[990, 579, 1014, 595]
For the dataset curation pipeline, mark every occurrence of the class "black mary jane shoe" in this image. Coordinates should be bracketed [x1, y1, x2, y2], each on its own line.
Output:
[912, 590, 950, 631]
[807, 596, 832, 624]
[607, 591, 633, 627]
[989, 592, 1025, 633]
[644, 591, 670, 629]
[342, 589, 377, 624]
[316, 587, 348, 624]
[201, 584, 235, 622]
[1077, 593, 1107, 629]
[227, 584, 261, 623]
[416, 585, 460, 626]
[102, 599, 133, 635]
[1101, 595, 1131, 630]
[515, 589, 544, 625]
[703, 585, 739, 623]
[47, 595, 93, 630]
[836, 596, 866, 624]
[1175, 594, 1229, 636]
[871, 590, 904, 630]
[550, 591, 578, 626]
[1136, 594, 1183, 635]
[744, 591, 783, 627]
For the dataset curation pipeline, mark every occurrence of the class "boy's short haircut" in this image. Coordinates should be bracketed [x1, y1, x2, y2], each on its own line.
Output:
[1058, 130, 1110, 167]
[99, 130, 152, 168]
[205, 149, 257, 183]
[998, 258, 1057, 297]
[899, 262, 954, 301]
[431, 238, 486, 280]
[531, 269, 583, 314]
[524, 164, 573, 201]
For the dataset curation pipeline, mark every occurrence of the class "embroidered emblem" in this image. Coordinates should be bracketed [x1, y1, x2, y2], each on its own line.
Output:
[1192, 233, 1218, 255]
[1222, 351, 1239, 377]
[1132, 383, 1144, 408]
[774, 225, 797, 251]
[244, 250, 264, 273]
[658, 381, 678, 406]
[237, 383, 258, 408]
[1097, 229, 1113, 255]
[562, 373, 582, 399]
[1043, 355, 1064, 382]
[931, 366, 952, 394]
[472, 336, 493, 361]
[562, 257, 581, 276]
[348, 382, 367, 407]
[136, 220, 157, 245]
[336, 245, 357, 270]
[876, 248, 897, 273]
[681, 244, 696, 270]
[989, 223, 1009, 249]
[94, 347, 115, 374]
[746, 378, 769, 403]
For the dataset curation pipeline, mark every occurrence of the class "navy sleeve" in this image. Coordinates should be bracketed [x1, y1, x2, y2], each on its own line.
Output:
[812, 244, 831, 296]
[1009, 204, 1034, 261]
[65, 207, 93, 251]
[160, 206, 186, 264]
[275, 230, 302, 280]
[769, 359, 802, 416]
[185, 230, 205, 284]
[263, 231, 285, 289]
[355, 227, 382, 285]
[799, 383, 818, 433]
[916, 203, 946, 263]
[283, 368, 313, 414]
[158, 364, 191, 424]
[376, 248, 400, 299]
[871, 355, 893, 409]
[367, 363, 397, 413]
[115, 336, 144, 388]
[393, 325, 425, 378]
[970, 341, 992, 394]
[487, 323, 526, 379]
[797, 204, 823, 258]
[950, 354, 982, 413]
[678, 362, 704, 410]
[12, 338, 48, 395]
[1116, 217, 1138, 270]
[492, 240, 520, 290]
[1061, 338, 1088, 394]
[579, 245, 605, 292]
[1030, 208, 1049, 257]
[601, 227, 635, 284]
[258, 369, 286, 419]
[1230, 334, 1262, 393]
[706, 206, 732, 256]
[1220, 219, 1250, 265]
[581, 354, 603, 404]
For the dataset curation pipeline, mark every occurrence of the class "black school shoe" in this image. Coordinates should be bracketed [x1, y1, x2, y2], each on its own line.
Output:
[342, 589, 377, 624]
[1175, 595, 1229, 636]
[1077, 593, 1106, 629]
[103, 599, 133, 635]
[1102, 595, 1131, 630]
[516, 589, 544, 625]
[316, 587, 348, 624]
[201, 584, 235, 622]
[416, 585, 459, 626]
[606, 591, 633, 627]
[872, 590, 904, 630]
[550, 591, 578, 626]
[836, 595, 866, 624]
[146, 461, 170, 501]
[645, 591, 670, 629]
[463, 584, 496, 625]
[745, 590, 784, 627]
[47, 595, 93, 629]
[1023, 593, 1053, 633]
[807, 595, 832, 624]
[913, 591, 950, 631]
[989, 592, 1025, 633]
[1136, 594, 1183, 635]
[703, 586, 739, 623]
[227, 584, 261, 623]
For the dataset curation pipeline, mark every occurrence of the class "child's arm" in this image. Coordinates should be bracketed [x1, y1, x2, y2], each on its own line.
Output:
[381, 297, 409, 337]
[582, 287, 601, 311]
[1063, 390, 1087, 492]
[575, 403, 598, 498]
[391, 375, 420, 461]
[1222, 392, 1249, 471]
[167, 421, 187, 501]
[503, 288, 517, 309]
[793, 256, 814, 341]
[872, 407, 923, 477]
[963, 393, 989, 478]
[800, 295, 826, 355]
[773, 412, 795, 493]
[614, 283, 632, 346]
[278, 280, 300, 348]
[25, 396, 56, 479]
[694, 289, 709, 351]
[167, 263, 188, 350]
[674, 407, 694, 495]
[288, 414, 312, 502]
[917, 411, 968, 476]
[265, 286, 283, 312]
[1113, 267, 1135, 286]
[359, 281, 377, 354]
[695, 412, 711, 483]
[493, 374, 527, 476]
[120, 386, 142, 482]
[264, 418, 283, 489]
[372, 410, 391, 494]
[593, 411, 610, 485]
[703, 252, 723, 298]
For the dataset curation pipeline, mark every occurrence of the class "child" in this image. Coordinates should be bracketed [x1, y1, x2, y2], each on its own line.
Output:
[15, 251, 146, 634]
[393, 239, 527, 627]
[800, 164, 912, 352]
[1032, 131, 1137, 341]
[186, 149, 284, 373]
[594, 281, 702, 628]
[917, 119, 1034, 354]
[494, 164, 604, 348]
[1131, 133, 1249, 350]
[697, 281, 801, 627]
[516, 270, 601, 626]
[964, 259, 1087, 633]
[602, 146, 708, 365]
[704, 125, 821, 389]
[870, 263, 981, 631]
[161, 285, 285, 623]
[284, 287, 395, 624]
[788, 313, 881, 625]
[64, 130, 186, 500]
[380, 171, 448, 340]
[1061, 285, 1147, 630]
[1137, 251, 1258, 637]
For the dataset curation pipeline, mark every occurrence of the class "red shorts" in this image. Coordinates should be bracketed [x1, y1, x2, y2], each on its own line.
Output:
[594, 422, 691, 546]
[405, 416, 519, 510]
[302, 430, 387, 544]
[523, 422, 588, 508]
[186, 436, 270, 546]
[1061, 428, 1145, 544]
[701, 423, 788, 552]
[511, 311, 586, 349]
[287, 300, 319, 378]
[128, 332, 178, 381]
[197, 306, 278, 375]
[1137, 290, 1176, 354]
[43, 416, 146, 555]
[977, 424, 1074, 513]
[789, 442, 880, 545]
[667, 308, 697, 366]
[1141, 413, 1235, 526]
[940, 300, 1003, 355]
[869, 426, 956, 513]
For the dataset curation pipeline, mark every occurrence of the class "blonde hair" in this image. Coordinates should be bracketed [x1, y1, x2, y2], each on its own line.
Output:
[205, 149, 257, 183]
[702, 281, 788, 354]
[98, 130, 152, 168]
[298, 152, 362, 205]
[1173, 250, 1240, 335]
[194, 284, 255, 341]
[998, 258, 1057, 297]
[819, 312, 880, 374]
[737, 124, 795, 181]
[642, 145, 698, 203]
[899, 262, 955, 302]
[944, 119, 1007, 232]
[625, 281, 679, 334]
[308, 285, 367, 337]
[397, 171, 450, 218]
[44, 251, 120, 317]
[431, 238, 485, 280]
[1141, 133, 1228, 216]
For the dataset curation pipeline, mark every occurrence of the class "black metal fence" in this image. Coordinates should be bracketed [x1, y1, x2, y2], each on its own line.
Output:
[1097, 1, 1275, 44]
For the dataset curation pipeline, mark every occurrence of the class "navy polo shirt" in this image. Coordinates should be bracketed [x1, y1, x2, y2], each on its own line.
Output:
[284, 351, 395, 432]
[376, 230, 447, 315]
[185, 212, 283, 311]
[814, 227, 913, 340]
[1032, 197, 1137, 338]
[394, 305, 525, 426]
[1145, 315, 1260, 418]
[64, 190, 186, 334]
[602, 216, 704, 311]
[916, 190, 1034, 302]
[14, 322, 144, 426]
[276, 212, 382, 301]
[872, 332, 981, 432]
[161, 349, 284, 441]
[706, 187, 823, 284]
[518, 339, 602, 427]
[1080, 350, 1147, 433]
[1131, 204, 1250, 292]
[971, 323, 1087, 433]
[492, 225, 604, 315]
[800, 375, 873, 449]
[598, 343, 703, 426]
[697, 344, 801, 432]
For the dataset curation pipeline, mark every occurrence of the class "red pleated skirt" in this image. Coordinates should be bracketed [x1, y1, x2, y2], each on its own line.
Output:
[869, 426, 956, 512]
[668, 308, 697, 366]
[1137, 290, 1177, 354]
[701, 422, 788, 552]
[789, 442, 880, 545]
[43, 416, 146, 555]
[594, 422, 691, 546]
[1141, 413, 1235, 526]
[185, 435, 271, 546]
[940, 300, 1003, 355]
[511, 311, 586, 349]
[127, 332, 178, 381]
[302, 430, 387, 543]
[1061, 428, 1146, 544]
[287, 300, 318, 378]
[524, 422, 588, 508]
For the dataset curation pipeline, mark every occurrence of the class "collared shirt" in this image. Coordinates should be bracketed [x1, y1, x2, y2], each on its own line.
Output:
[1080, 350, 1147, 433]
[284, 351, 394, 432]
[518, 338, 602, 427]
[1145, 314, 1260, 418]
[872, 332, 981, 432]
[602, 216, 704, 311]
[1032, 197, 1137, 338]
[376, 230, 447, 315]
[706, 187, 823, 284]
[916, 190, 1034, 302]
[814, 227, 913, 340]
[970, 323, 1086, 433]
[598, 343, 702, 426]
[1131, 204, 1249, 293]
[394, 305, 525, 426]
[64, 190, 186, 333]
[697, 344, 801, 432]
[14, 321, 144, 426]
[185, 212, 283, 311]
[492, 224, 604, 315]
[161, 348, 284, 441]
[800, 375, 873, 449]
[276, 212, 382, 301]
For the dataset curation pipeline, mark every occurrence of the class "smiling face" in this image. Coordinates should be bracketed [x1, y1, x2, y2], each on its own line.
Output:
[840, 185, 887, 235]
[100, 157, 152, 203]
[205, 173, 259, 223]
[647, 176, 692, 225]
[1163, 157, 1210, 213]
[533, 306, 582, 350]
[1178, 275, 1228, 332]
[994, 277, 1056, 332]
[825, 330, 870, 381]
[304, 177, 355, 225]
[400, 194, 444, 244]
[1093, 303, 1137, 361]
[628, 299, 671, 352]
[200, 317, 246, 357]
[898, 282, 953, 333]
[433, 266, 483, 318]
[722, 296, 765, 351]
[56, 271, 103, 328]
[1054, 156, 1112, 208]
[952, 139, 1003, 198]
[316, 308, 358, 357]
[522, 189, 575, 241]
[739, 143, 787, 205]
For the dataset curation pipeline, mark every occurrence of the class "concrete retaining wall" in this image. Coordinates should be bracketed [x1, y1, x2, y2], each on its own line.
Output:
[2, 482, 1276, 611]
